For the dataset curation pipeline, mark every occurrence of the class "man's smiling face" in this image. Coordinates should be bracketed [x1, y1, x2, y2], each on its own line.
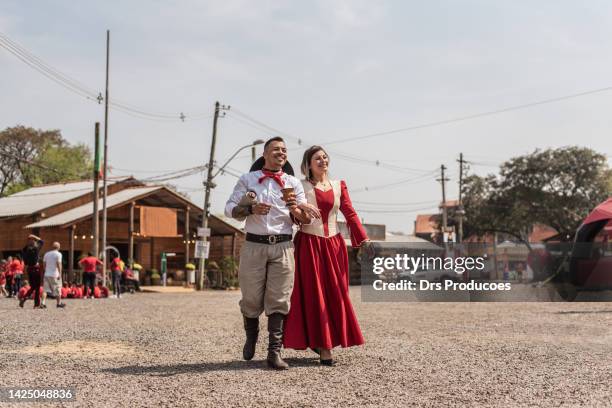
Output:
[263, 140, 287, 170]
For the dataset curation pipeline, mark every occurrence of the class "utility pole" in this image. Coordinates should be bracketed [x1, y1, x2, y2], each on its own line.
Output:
[457, 153, 465, 243]
[92, 122, 101, 257]
[197, 101, 229, 290]
[101, 29, 110, 286]
[436, 165, 449, 243]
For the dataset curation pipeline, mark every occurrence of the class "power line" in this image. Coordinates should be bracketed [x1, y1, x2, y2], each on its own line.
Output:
[324, 85, 612, 146]
[228, 107, 435, 175]
[351, 170, 438, 193]
[0, 31, 211, 122]
[352, 199, 439, 207]
[355, 205, 439, 214]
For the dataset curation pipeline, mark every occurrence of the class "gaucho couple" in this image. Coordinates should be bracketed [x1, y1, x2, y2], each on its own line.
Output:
[225, 136, 372, 369]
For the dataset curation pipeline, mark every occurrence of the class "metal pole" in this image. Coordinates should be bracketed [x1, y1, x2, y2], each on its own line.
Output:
[184, 206, 190, 285]
[128, 201, 135, 268]
[251, 145, 256, 163]
[198, 101, 220, 290]
[69, 225, 75, 283]
[101, 29, 110, 286]
[93, 122, 100, 257]
[437, 165, 449, 243]
[457, 153, 464, 244]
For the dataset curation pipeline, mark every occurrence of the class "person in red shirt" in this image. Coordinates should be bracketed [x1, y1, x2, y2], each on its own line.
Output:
[122, 267, 141, 292]
[110, 255, 123, 298]
[0, 265, 7, 297]
[4, 257, 14, 298]
[79, 252, 102, 299]
[18, 282, 29, 300]
[10, 255, 25, 297]
[96, 282, 109, 298]
[69, 283, 83, 299]
[60, 282, 69, 299]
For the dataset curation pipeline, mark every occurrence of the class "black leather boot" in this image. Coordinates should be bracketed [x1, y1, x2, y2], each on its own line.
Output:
[266, 313, 289, 370]
[243, 316, 259, 361]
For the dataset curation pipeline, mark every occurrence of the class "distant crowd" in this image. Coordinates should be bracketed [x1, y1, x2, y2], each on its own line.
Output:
[1, 234, 141, 309]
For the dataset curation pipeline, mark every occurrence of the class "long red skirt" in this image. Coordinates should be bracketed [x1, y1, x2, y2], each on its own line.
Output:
[283, 231, 364, 350]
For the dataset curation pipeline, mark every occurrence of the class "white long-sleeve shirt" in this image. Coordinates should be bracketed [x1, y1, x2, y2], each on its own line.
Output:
[224, 170, 306, 235]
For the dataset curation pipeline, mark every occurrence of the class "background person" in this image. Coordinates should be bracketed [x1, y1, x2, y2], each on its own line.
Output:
[110, 254, 123, 298]
[11, 255, 24, 297]
[42, 242, 66, 308]
[3, 257, 13, 297]
[19, 234, 44, 308]
[79, 252, 102, 299]
[0, 263, 8, 297]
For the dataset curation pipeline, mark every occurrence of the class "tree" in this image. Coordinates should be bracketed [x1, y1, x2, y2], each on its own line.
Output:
[0, 126, 92, 196]
[462, 147, 612, 245]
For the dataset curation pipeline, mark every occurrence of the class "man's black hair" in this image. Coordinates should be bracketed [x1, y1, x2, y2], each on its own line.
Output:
[264, 136, 285, 150]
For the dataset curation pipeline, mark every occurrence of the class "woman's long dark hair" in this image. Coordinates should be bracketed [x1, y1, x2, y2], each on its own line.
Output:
[301, 145, 329, 180]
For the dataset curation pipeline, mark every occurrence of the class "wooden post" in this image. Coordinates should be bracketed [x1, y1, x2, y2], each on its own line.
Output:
[150, 237, 155, 272]
[128, 201, 135, 268]
[68, 225, 75, 283]
[232, 232, 237, 259]
[184, 206, 190, 283]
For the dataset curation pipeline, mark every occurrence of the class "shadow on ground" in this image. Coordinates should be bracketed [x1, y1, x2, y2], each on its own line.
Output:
[102, 357, 320, 377]
[554, 310, 612, 315]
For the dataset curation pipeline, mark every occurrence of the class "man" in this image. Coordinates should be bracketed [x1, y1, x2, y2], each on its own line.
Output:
[42, 242, 66, 308]
[19, 234, 44, 308]
[225, 136, 314, 370]
[79, 252, 102, 299]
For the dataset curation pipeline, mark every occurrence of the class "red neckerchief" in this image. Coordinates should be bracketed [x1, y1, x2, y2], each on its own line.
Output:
[258, 169, 285, 188]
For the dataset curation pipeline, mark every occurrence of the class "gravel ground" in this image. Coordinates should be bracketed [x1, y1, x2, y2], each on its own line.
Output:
[1, 289, 611, 408]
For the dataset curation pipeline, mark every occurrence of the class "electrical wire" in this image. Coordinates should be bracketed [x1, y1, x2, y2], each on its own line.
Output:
[351, 170, 439, 193]
[227, 108, 435, 175]
[352, 199, 439, 207]
[355, 205, 439, 214]
[0, 31, 211, 122]
[324, 86, 612, 146]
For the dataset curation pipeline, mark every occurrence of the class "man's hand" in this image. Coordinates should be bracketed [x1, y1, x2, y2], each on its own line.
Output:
[252, 203, 272, 215]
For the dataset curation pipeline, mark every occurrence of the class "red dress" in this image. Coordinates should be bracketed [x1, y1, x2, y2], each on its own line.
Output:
[284, 180, 367, 350]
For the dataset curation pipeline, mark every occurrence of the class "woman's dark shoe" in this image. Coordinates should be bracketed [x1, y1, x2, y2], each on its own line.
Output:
[311, 347, 320, 355]
[320, 358, 335, 366]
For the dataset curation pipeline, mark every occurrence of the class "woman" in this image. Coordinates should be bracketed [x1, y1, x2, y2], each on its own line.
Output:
[284, 145, 370, 365]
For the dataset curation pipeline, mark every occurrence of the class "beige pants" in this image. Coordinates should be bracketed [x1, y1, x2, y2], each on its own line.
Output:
[43, 276, 61, 297]
[238, 240, 295, 318]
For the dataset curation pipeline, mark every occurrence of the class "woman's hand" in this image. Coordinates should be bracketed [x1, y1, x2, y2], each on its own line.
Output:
[298, 203, 321, 219]
[359, 239, 375, 260]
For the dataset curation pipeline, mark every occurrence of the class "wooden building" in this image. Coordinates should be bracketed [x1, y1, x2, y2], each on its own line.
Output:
[0, 179, 244, 283]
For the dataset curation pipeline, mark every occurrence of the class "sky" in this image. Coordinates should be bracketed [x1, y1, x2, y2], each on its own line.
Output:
[1, 0, 612, 234]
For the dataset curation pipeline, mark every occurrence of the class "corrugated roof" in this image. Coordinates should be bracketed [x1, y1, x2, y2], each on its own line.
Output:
[0, 178, 128, 218]
[25, 187, 160, 228]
